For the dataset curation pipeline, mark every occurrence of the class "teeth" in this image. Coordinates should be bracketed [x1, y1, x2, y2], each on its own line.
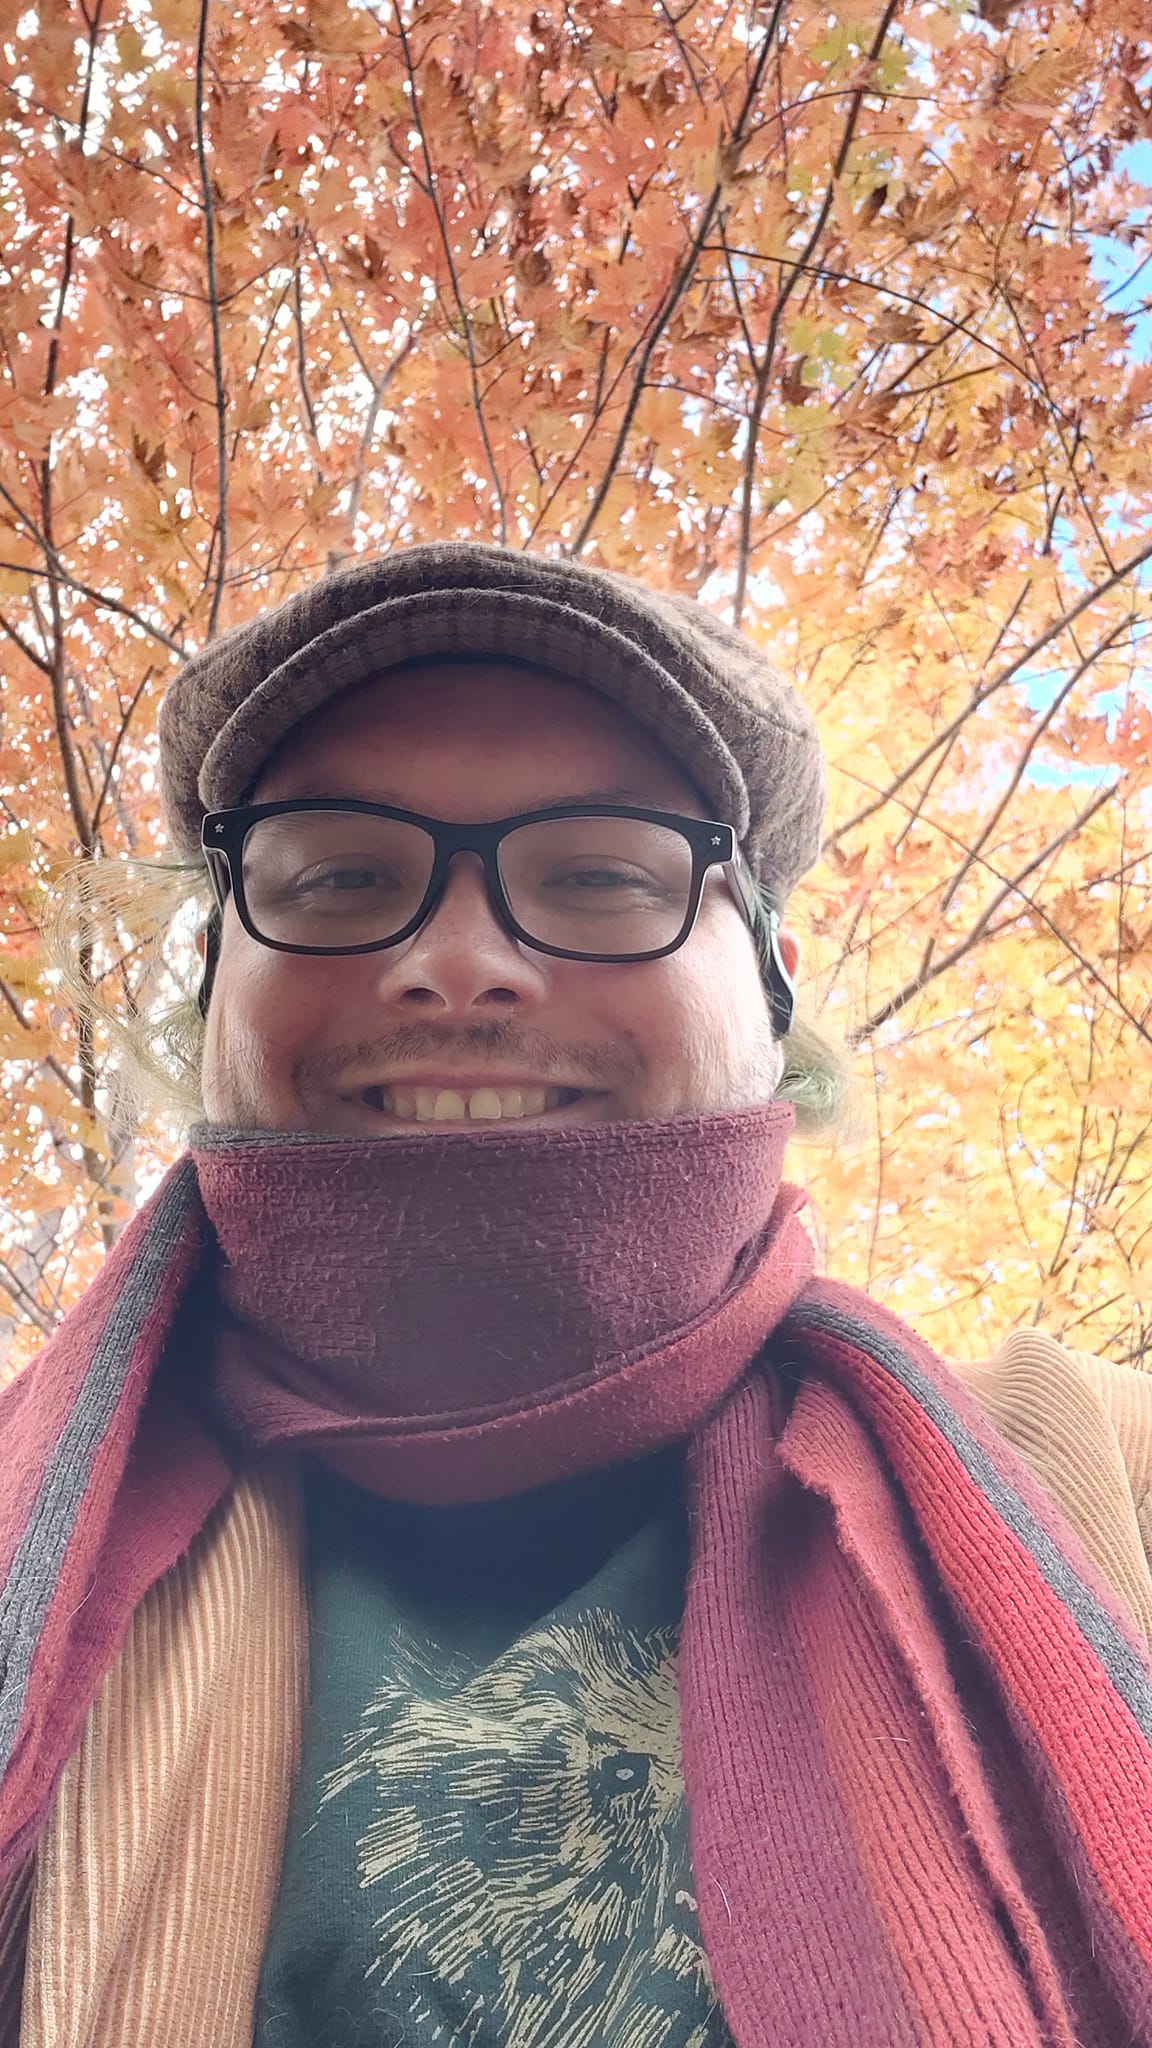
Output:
[374, 1085, 563, 1123]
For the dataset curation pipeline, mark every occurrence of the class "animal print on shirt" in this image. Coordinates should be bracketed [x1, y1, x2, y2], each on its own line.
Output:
[313, 1612, 724, 2048]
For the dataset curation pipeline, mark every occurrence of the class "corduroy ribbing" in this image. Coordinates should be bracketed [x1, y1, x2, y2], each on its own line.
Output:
[0, 1857, 31, 2048]
[19, 1461, 307, 2048]
[966, 1332, 1152, 1645]
[0, 1164, 199, 1792]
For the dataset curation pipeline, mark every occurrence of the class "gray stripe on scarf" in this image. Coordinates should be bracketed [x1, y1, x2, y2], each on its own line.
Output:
[0, 1159, 199, 1781]
[785, 1296, 1152, 1739]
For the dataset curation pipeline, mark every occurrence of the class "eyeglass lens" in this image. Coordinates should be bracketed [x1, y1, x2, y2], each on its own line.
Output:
[238, 810, 696, 955]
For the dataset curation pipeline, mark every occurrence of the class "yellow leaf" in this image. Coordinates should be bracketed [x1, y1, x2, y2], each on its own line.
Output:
[0, 831, 32, 870]
[0, 956, 43, 997]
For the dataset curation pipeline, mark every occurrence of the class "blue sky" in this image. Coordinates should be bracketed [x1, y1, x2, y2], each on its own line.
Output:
[1020, 142, 1151, 784]
[1089, 139, 1152, 362]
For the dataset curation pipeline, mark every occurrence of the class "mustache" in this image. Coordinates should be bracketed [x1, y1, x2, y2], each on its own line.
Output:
[294, 1024, 642, 1093]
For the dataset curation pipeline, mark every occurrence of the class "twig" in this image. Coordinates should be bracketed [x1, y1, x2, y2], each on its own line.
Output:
[0, 606, 49, 674]
[89, 666, 155, 842]
[341, 335, 415, 553]
[0, 1256, 55, 1336]
[0, 552, 186, 657]
[569, 0, 788, 556]
[937, 615, 1130, 919]
[0, 978, 82, 1100]
[711, 249, 1071, 430]
[826, 530, 1152, 850]
[851, 784, 1119, 1041]
[732, 0, 901, 623]
[394, 9, 507, 542]
[292, 253, 320, 450]
[194, 0, 230, 635]
[997, 281, 1115, 575]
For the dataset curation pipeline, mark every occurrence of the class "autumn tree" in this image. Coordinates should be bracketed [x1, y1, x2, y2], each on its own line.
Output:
[0, 0, 1149, 1372]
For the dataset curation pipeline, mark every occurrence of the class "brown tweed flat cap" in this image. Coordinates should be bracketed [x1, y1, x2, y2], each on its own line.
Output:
[158, 543, 826, 902]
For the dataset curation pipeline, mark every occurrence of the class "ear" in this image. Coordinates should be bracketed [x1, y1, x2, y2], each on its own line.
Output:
[778, 928, 800, 980]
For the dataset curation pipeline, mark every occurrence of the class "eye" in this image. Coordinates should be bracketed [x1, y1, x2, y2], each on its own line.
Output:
[271, 851, 410, 903]
[295, 862, 393, 893]
[592, 1751, 651, 1800]
[542, 865, 670, 897]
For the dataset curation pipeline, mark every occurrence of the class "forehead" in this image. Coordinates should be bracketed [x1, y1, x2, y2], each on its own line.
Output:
[253, 658, 710, 815]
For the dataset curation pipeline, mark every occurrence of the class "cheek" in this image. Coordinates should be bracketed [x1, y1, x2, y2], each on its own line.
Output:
[669, 911, 767, 1038]
[617, 917, 771, 1087]
[203, 922, 324, 1101]
[660, 977, 749, 1089]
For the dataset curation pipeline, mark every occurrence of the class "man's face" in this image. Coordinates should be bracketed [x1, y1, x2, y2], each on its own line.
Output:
[200, 661, 799, 1135]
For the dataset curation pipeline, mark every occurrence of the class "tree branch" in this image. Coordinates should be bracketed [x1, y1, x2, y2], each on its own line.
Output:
[826, 531, 1152, 850]
[329, 334, 414, 569]
[936, 614, 1130, 920]
[733, 0, 901, 623]
[194, 0, 230, 635]
[394, 9, 508, 543]
[0, 1254, 55, 1337]
[851, 784, 1121, 1041]
[569, 0, 788, 556]
[711, 248, 1075, 428]
[0, 977, 82, 1100]
[0, 606, 49, 674]
[89, 666, 155, 843]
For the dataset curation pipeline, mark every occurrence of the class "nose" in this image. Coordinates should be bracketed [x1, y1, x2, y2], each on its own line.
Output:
[379, 850, 549, 1011]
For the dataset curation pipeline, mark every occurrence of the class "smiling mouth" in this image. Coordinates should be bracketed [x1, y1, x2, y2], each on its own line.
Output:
[358, 1084, 589, 1124]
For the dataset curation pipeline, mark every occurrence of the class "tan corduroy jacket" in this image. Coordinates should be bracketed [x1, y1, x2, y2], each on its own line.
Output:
[0, 1329, 1149, 2048]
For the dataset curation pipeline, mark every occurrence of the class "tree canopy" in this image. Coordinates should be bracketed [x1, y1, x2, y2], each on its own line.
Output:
[1, 0, 1149, 1371]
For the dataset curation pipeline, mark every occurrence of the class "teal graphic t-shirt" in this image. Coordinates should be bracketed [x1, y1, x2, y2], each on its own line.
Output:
[254, 1445, 732, 2047]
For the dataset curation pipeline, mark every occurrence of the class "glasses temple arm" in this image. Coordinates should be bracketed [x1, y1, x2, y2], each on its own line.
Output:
[725, 851, 795, 1039]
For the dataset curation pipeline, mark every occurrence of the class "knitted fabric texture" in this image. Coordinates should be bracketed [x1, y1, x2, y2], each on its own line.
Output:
[156, 543, 826, 899]
[1, 1124, 1152, 2041]
[193, 1103, 795, 1499]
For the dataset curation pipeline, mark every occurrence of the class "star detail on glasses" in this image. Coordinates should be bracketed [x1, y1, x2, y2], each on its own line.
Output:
[214, 823, 224, 834]
[712, 835, 722, 846]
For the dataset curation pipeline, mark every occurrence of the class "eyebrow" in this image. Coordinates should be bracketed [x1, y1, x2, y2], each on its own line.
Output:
[266, 782, 702, 813]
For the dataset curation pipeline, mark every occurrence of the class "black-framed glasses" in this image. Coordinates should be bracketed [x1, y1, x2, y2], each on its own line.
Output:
[200, 799, 795, 1033]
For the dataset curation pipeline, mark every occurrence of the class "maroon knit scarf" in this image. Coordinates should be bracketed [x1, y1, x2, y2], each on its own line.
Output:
[1, 1103, 1151, 2047]
[195, 1102, 806, 1502]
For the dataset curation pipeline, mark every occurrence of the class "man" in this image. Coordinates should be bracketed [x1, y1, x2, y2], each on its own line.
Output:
[0, 543, 1150, 2048]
